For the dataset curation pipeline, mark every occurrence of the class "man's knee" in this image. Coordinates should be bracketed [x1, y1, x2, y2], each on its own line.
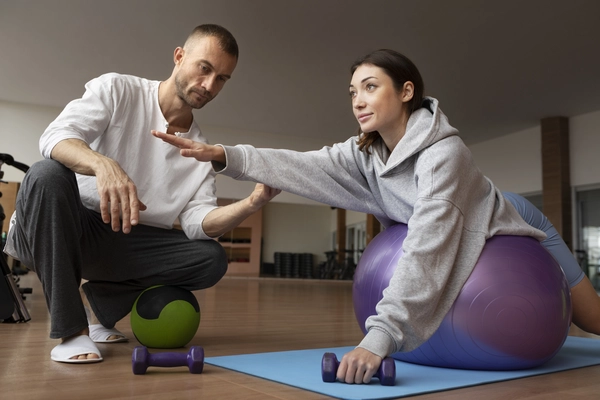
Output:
[22, 159, 75, 194]
[27, 159, 69, 178]
[172, 238, 229, 290]
[201, 240, 228, 287]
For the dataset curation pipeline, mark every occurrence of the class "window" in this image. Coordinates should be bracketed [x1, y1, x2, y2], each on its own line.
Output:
[576, 188, 600, 290]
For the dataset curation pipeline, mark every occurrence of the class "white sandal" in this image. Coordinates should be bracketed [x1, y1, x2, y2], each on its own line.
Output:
[50, 335, 103, 363]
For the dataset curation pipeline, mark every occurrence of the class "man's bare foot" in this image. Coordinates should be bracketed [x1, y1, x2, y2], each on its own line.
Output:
[61, 329, 101, 361]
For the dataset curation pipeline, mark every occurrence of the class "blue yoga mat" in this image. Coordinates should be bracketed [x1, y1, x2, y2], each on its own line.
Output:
[205, 336, 600, 400]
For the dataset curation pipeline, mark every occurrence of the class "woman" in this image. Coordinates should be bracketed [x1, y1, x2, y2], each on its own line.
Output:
[153, 49, 600, 384]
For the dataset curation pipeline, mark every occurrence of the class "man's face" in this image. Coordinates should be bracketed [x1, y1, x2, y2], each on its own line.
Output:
[174, 36, 237, 109]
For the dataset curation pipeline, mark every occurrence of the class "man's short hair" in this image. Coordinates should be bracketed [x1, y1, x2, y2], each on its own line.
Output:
[186, 24, 239, 59]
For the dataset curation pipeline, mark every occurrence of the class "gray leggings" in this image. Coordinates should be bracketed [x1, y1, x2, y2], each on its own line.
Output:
[503, 191, 584, 288]
[10, 159, 228, 339]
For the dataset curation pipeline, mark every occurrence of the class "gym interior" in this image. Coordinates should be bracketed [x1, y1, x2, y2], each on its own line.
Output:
[2, 2, 600, 399]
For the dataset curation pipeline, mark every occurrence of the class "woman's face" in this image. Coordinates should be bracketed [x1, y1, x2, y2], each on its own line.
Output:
[349, 64, 409, 137]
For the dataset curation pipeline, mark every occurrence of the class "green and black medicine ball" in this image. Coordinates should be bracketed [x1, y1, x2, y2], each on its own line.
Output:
[130, 285, 201, 348]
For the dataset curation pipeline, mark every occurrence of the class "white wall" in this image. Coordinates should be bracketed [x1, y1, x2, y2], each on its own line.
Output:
[0, 100, 56, 181]
[469, 125, 542, 194]
[469, 109, 600, 194]
[570, 109, 600, 187]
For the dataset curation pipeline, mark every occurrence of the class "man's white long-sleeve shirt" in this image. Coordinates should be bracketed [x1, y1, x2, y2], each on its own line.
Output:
[40, 73, 218, 240]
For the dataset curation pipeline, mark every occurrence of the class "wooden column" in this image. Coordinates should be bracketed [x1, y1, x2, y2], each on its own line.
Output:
[366, 214, 381, 245]
[336, 208, 346, 265]
[541, 116, 572, 249]
[0, 181, 20, 234]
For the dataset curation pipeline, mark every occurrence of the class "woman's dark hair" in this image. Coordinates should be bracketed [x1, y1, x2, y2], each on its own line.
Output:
[351, 49, 424, 153]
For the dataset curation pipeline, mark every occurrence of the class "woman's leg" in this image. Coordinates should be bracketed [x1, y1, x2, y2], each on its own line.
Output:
[503, 191, 600, 335]
[570, 277, 600, 334]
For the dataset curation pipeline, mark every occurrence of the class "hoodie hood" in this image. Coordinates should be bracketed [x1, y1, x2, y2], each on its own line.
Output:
[374, 97, 459, 175]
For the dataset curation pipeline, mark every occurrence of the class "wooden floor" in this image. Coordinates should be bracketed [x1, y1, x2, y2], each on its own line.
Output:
[2, 272, 600, 400]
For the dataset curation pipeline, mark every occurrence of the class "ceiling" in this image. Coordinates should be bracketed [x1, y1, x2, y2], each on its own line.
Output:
[1, 0, 599, 146]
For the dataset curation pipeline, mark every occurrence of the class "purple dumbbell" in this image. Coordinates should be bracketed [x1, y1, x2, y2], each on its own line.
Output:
[132, 346, 204, 375]
[321, 352, 396, 386]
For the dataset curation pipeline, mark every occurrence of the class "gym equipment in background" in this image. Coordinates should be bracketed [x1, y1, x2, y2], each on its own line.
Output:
[0, 153, 31, 323]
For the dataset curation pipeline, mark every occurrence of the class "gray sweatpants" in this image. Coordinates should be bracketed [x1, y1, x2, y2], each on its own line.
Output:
[8, 159, 227, 339]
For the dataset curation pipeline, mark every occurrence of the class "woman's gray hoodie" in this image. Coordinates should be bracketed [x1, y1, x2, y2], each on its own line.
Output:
[214, 97, 546, 357]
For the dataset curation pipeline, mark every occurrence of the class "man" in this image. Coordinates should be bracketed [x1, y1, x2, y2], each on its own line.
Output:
[4, 24, 279, 363]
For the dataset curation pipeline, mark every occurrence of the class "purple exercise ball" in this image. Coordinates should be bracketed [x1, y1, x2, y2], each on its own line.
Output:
[353, 223, 572, 370]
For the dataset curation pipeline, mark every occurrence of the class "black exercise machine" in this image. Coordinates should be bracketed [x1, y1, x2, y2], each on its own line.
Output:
[0, 153, 31, 323]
